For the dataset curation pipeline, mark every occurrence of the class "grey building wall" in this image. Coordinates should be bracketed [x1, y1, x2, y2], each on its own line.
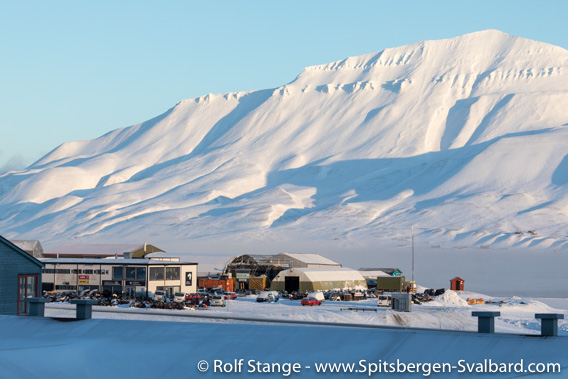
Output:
[0, 239, 43, 315]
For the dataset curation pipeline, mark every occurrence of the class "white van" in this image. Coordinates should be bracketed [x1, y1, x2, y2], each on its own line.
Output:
[174, 292, 186, 303]
[377, 294, 392, 307]
[211, 295, 226, 307]
[153, 290, 167, 301]
[256, 291, 280, 303]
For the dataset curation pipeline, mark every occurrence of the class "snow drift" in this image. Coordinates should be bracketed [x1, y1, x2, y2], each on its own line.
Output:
[1, 30, 568, 252]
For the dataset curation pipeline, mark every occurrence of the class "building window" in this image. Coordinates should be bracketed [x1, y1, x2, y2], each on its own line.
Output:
[18, 274, 38, 316]
[124, 267, 146, 280]
[136, 267, 146, 280]
[125, 266, 146, 280]
[125, 267, 136, 280]
[166, 267, 180, 280]
[113, 267, 123, 280]
[102, 286, 122, 296]
[150, 267, 164, 281]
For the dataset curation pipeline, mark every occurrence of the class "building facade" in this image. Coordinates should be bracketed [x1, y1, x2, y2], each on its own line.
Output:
[270, 267, 367, 292]
[41, 258, 197, 298]
[0, 236, 44, 315]
[223, 253, 343, 290]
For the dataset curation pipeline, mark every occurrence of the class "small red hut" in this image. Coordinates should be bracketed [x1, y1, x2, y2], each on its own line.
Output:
[450, 276, 465, 291]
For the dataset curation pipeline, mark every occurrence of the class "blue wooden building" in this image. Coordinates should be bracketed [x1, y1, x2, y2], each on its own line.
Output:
[0, 235, 44, 315]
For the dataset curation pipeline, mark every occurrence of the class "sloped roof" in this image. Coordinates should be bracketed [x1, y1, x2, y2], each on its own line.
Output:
[10, 240, 43, 253]
[44, 243, 164, 257]
[275, 253, 341, 266]
[0, 235, 44, 267]
[359, 268, 402, 275]
[41, 258, 196, 265]
[358, 270, 389, 278]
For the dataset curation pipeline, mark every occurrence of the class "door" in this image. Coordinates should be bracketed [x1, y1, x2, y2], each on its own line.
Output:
[284, 276, 299, 293]
[125, 287, 136, 299]
[18, 274, 39, 315]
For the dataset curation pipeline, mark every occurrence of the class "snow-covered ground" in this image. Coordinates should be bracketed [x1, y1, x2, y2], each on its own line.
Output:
[1, 291, 565, 378]
[44, 290, 567, 336]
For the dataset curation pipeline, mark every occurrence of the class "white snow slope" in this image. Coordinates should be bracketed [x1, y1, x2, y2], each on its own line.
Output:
[2, 30, 568, 253]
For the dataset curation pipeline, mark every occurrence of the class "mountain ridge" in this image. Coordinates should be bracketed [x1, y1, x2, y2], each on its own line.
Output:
[1, 30, 568, 252]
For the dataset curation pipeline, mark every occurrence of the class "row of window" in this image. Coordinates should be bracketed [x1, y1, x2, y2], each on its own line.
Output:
[55, 285, 77, 290]
[111, 267, 181, 281]
[43, 269, 110, 275]
[150, 267, 180, 281]
[112, 267, 146, 280]
[44, 266, 183, 282]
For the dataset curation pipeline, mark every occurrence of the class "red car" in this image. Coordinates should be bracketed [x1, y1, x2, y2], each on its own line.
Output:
[301, 297, 321, 306]
[225, 292, 238, 300]
[217, 290, 237, 300]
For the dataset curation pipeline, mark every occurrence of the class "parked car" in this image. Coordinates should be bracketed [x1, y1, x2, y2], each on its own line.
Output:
[212, 290, 232, 300]
[329, 293, 341, 301]
[377, 295, 392, 307]
[301, 297, 321, 306]
[225, 291, 237, 300]
[210, 295, 226, 307]
[153, 290, 167, 301]
[256, 291, 280, 303]
[173, 292, 186, 303]
[235, 289, 252, 297]
[289, 291, 306, 300]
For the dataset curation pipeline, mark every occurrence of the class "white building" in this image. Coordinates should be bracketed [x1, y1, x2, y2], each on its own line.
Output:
[270, 267, 367, 292]
[41, 258, 197, 299]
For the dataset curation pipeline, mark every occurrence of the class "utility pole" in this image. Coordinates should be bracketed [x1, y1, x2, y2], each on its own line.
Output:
[411, 224, 415, 283]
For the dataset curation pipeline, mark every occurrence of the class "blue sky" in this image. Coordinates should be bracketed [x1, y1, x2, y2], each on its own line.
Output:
[1, 0, 567, 173]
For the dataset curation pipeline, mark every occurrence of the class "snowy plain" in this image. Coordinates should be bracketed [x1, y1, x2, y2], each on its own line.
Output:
[42, 291, 568, 336]
[1, 291, 566, 378]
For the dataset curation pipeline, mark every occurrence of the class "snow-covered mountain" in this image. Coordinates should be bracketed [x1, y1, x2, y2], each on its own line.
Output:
[2, 30, 568, 253]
